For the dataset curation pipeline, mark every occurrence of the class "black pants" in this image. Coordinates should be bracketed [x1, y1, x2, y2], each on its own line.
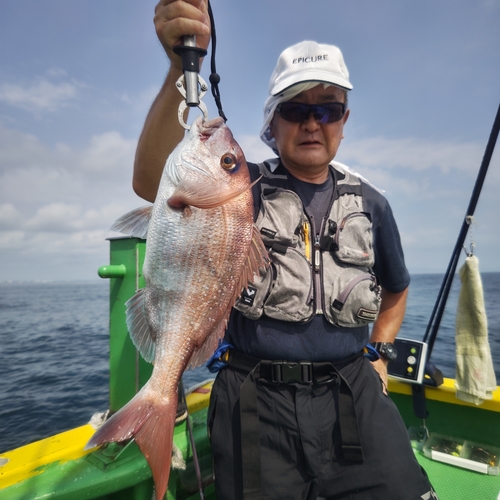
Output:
[208, 356, 437, 500]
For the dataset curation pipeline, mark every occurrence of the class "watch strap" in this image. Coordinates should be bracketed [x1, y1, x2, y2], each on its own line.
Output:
[370, 342, 397, 360]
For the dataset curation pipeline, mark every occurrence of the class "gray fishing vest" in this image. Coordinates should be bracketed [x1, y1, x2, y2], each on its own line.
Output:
[234, 159, 382, 327]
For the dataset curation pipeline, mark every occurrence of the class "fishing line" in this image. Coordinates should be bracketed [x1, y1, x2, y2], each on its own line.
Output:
[179, 380, 206, 499]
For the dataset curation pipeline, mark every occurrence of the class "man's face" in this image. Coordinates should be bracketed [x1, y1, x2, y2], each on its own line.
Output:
[269, 84, 349, 183]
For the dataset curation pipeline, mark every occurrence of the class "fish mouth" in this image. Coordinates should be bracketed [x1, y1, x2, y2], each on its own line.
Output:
[193, 116, 225, 139]
[179, 117, 229, 181]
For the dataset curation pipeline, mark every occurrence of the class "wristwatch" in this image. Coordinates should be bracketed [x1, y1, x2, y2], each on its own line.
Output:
[370, 342, 397, 361]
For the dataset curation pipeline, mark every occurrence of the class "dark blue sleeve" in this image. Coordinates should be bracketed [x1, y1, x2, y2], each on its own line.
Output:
[361, 183, 410, 293]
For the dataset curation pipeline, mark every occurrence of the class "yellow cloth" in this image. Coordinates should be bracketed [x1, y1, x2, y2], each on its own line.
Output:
[455, 255, 497, 404]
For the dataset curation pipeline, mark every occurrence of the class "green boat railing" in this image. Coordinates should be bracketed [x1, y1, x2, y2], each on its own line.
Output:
[98, 237, 151, 413]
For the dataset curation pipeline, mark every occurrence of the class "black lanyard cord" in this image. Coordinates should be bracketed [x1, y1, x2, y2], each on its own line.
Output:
[207, 0, 227, 122]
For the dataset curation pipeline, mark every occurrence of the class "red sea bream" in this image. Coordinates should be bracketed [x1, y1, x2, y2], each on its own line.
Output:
[86, 116, 267, 500]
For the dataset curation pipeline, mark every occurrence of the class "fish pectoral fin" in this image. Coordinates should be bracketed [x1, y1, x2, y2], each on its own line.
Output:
[234, 224, 270, 301]
[111, 205, 152, 239]
[188, 316, 228, 369]
[167, 179, 251, 210]
[125, 288, 156, 363]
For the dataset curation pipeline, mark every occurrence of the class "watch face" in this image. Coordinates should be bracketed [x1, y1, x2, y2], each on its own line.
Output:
[370, 342, 398, 361]
[382, 343, 397, 361]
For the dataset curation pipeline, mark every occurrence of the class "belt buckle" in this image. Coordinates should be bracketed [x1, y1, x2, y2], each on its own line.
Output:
[272, 361, 312, 383]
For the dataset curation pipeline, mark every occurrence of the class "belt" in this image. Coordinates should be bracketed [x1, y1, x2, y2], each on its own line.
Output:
[224, 349, 365, 500]
[226, 348, 362, 384]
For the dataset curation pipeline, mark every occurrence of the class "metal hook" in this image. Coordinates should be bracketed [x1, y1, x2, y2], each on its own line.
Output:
[462, 243, 475, 258]
[176, 74, 209, 130]
[464, 215, 477, 258]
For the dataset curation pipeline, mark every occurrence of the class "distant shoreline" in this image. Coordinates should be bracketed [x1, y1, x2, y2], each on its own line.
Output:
[2, 272, 500, 285]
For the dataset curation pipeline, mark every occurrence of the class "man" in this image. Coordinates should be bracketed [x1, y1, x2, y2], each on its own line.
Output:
[134, 1, 438, 498]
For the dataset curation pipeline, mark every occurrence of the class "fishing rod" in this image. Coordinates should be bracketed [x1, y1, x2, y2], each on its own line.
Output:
[423, 103, 500, 358]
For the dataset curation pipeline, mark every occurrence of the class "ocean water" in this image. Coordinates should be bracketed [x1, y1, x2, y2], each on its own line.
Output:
[1, 273, 499, 453]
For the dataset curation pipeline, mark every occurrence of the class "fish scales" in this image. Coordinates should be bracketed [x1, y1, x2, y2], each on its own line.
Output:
[147, 207, 250, 353]
[86, 116, 267, 500]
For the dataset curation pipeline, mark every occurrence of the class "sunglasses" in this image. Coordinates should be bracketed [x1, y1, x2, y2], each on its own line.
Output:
[277, 101, 346, 124]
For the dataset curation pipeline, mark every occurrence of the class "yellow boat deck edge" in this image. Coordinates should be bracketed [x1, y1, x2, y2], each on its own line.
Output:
[388, 376, 500, 412]
[0, 424, 95, 489]
[0, 381, 214, 490]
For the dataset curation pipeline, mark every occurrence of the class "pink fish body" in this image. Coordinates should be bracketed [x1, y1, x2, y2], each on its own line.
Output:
[86, 116, 267, 500]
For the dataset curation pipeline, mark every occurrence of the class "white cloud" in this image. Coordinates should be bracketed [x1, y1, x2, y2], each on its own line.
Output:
[0, 230, 25, 250]
[23, 202, 127, 233]
[0, 77, 80, 113]
[0, 125, 138, 205]
[0, 126, 53, 171]
[79, 131, 137, 176]
[340, 136, 484, 174]
[0, 124, 142, 281]
[1, 125, 498, 279]
[25, 203, 83, 232]
[0, 204, 23, 229]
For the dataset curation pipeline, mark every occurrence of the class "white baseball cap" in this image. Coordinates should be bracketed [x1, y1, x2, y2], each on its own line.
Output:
[268, 40, 352, 96]
[260, 41, 352, 152]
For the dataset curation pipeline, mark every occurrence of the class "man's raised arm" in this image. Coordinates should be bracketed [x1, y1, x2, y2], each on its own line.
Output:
[133, 0, 211, 202]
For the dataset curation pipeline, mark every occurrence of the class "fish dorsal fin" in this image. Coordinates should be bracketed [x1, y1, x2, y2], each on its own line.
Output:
[187, 225, 269, 369]
[111, 205, 152, 239]
[125, 288, 156, 363]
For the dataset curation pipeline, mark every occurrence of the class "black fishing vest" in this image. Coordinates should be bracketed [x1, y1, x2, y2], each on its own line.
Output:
[234, 159, 382, 327]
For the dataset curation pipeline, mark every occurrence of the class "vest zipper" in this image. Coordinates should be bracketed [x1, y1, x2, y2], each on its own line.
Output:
[303, 220, 315, 307]
[305, 215, 322, 314]
[314, 232, 323, 315]
[314, 215, 330, 316]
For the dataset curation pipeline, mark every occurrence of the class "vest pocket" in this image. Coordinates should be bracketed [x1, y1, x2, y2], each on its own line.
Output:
[328, 268, 382, 327]
[257, 189, 304, 248]
[262, 248, 314, 322]
[333, 212, 374, 267]
[233, 265, 274, 320]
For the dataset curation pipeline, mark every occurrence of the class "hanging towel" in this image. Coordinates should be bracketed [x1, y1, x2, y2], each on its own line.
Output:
[455, 255, 497, 404]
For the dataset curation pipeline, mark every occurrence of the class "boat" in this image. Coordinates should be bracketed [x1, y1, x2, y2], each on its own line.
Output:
[1, 107, 499, 499]
[0, 239, 499, 499]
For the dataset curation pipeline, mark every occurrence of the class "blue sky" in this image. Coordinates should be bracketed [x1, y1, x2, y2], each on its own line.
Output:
[0, 0, 499, 281]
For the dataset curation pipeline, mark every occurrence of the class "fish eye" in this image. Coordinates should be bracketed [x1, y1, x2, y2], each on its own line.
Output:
[221, 153, 238, 171]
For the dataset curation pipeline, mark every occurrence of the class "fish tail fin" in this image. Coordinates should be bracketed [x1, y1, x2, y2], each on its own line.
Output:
[135, 399, 177, 500]
[86, 387, 177, 500]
